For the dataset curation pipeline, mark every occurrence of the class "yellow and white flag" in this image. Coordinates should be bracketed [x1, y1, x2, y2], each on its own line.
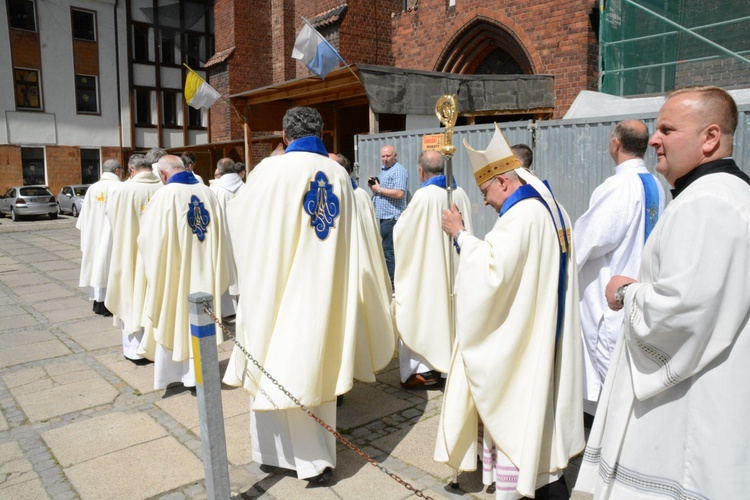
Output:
[184, 67, 221, 110]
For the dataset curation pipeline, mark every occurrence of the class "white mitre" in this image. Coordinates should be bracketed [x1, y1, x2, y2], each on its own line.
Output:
[464, 124, 570, 251]
[463, 123, 521, 187]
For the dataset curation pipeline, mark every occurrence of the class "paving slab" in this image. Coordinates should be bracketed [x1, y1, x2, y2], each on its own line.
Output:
[60, 316, 120, 351]
[371, 412, 453, 480]
[156, 382, 249, 430]
[338, 381, 415, 430]
[0, 441, 47, 498]
[10, 366, 119, 422]
[42, 412, 169, 467]
[0, 331, 71, 368]
[95, 350, 157, 394]
[32, 259, 80, 272]
[0, 272, 54, 287]
[15, 283, 76, 302]
[63, 436, 204, 500]
[330, 447, 421, 500]
[224, 412, 253, 466]
[0, 313, 40, 331]
[40, 305, 96, 324]
[33, 296, 91, 313]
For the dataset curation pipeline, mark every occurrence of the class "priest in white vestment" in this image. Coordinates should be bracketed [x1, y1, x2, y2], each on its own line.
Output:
[332, 153, 396, 383]
[574, 120, 666, 415]
[104, 154, 161, 362]
[137, 155, 229, 390]
[223, 108, 374, 485]
[393, 149, 473, 388]
[209, 157, 245, 318]
[575, 87, 750, 500]
[437, 124, 584, 499]
[77, 158, 123, 316]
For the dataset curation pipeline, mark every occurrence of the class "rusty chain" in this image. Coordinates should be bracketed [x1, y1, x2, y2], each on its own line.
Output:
[203, 301, 435, 499]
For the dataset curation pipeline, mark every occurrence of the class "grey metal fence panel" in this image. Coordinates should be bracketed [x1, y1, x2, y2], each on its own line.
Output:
[535, 114, 660, 224]
[355, 121, 533, 239]
[355, 107, 750, 239]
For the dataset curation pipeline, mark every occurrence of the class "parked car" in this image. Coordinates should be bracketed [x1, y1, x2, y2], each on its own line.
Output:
[0, 185, 58, 221]
[57, 184, 90, 217]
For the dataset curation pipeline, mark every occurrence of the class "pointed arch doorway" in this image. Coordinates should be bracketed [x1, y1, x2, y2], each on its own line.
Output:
[436, 19, 534, 76]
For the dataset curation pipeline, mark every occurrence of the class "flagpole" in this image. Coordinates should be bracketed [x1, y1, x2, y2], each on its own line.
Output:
[300, 17, 362, 85]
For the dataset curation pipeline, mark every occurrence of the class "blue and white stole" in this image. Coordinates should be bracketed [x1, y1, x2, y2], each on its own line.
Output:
[638, 173, 659, 241]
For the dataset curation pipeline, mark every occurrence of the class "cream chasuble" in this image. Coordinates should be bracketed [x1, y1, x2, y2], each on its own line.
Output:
[576, 173, 750, 500]
[352, 186, 397, 380]
[104, 171, 161, 333]
[393, 182, 473, 374]
[435, 197, 584, 498]
[222, 147, 362, 411]
[210, 172, 243, 301]
[77, 172, 122, 291]
[137, 178, 228, 362]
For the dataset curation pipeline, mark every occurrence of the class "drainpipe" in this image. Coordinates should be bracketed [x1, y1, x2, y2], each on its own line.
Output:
[114, 0, 123, 159]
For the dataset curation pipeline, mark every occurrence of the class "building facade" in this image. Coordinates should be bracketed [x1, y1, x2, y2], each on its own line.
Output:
[3, 0, 748, 193]
[1, 0, 213, 195]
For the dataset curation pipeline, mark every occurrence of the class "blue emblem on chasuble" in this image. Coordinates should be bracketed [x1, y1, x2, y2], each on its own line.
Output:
[303, 171, 340, 240]
[187, 195, 210, 241]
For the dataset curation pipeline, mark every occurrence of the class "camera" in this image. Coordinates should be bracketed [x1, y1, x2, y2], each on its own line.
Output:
[367, 176, 379, 186]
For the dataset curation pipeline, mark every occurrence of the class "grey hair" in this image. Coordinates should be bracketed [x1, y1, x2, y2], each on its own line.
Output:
[128, 153, 150, 171]
[144, 148, 167, 164]
[103, 158, 121, 173]
[418, 150, 444, 177]
[216, 158, 235, 175]
[128, 153, 145, 168]
[282, 107, 323, 142]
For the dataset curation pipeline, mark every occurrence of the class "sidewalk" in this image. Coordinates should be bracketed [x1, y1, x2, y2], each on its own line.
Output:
[0, 216, 591, 499]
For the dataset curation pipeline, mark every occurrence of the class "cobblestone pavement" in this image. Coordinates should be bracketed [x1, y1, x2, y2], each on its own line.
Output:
[0, 215, 590, 499]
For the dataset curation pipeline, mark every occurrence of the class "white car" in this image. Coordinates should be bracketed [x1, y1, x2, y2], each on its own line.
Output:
[0, 185, 58, 221]
[57, 184, 90, 217]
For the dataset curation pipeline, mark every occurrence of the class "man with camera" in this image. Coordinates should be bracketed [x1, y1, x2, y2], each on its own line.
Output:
[369, 145, 408, 287]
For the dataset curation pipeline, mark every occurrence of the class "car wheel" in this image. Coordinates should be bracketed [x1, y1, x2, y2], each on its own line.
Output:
[49, 211, 58, 220]
[11, 207, 19, 222]
[72, 205, 79, 218]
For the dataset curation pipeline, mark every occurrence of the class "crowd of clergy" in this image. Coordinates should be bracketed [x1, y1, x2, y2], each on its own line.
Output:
[75, 85, 750, 499]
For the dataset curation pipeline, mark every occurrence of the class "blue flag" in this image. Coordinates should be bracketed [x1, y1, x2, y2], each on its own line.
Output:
[291, 21, 342, 79]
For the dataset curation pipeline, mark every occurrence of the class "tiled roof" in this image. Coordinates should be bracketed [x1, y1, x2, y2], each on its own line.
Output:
[310, 4, 347, 29]
[204, 46, 236, 68]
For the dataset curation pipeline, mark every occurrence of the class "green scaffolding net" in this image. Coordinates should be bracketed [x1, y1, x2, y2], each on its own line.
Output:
[599, 0, 750, 96]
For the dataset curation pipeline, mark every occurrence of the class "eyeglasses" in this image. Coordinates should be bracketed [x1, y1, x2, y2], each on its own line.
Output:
[480, 176, 499, 199]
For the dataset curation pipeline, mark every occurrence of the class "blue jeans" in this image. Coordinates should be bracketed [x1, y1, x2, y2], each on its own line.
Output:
[379, 218, 397, 290]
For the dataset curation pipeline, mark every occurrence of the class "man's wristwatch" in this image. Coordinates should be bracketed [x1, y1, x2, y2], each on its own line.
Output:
[615, 284, 631, 306]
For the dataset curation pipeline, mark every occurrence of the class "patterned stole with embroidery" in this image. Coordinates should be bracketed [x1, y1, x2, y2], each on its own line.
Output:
[638, 173, 660, 241]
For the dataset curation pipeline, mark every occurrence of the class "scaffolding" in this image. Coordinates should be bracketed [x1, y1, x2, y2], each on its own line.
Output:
[599, 0, 750, 96]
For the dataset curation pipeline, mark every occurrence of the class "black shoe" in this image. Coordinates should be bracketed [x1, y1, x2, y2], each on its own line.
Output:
[125, 356, 151, 366]
[336, 395, 344, 407]
[307, 467, 333, 486]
